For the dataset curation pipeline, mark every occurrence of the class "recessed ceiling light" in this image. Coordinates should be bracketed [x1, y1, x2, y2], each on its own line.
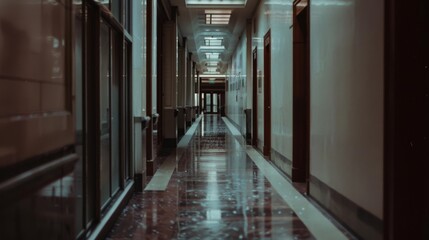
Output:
[205, 10, 232, 14]
[186, 0, 247, 8]
[206, 61, 218, 67]
[200, 46, 225, 50]
[204, 37, 224, 46]
[205, 53, 220, 59]
[205, 10, 232, 25]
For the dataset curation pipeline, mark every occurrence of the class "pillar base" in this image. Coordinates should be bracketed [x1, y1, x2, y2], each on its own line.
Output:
[164, 138, 177, 148]
[134, 172, 147, 192]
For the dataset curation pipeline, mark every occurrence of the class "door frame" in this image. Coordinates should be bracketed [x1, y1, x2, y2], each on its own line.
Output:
[292, 0, 310, 183]
[384, 0, 429, 239]
[263, 30, 271, 156]
[252, 47, 258, 147]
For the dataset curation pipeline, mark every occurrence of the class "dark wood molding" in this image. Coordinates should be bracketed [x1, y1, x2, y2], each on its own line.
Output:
[263, 29, 271, 156]
[292, 1, 309, 183]
[92, 4, 102, 223]
[252, 47, 258, 147]
[146, 0, 154, 162]
[384, 0, 429, 239]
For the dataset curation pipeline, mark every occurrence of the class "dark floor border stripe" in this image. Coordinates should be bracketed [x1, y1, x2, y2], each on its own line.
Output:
[309, 175, 383, 240]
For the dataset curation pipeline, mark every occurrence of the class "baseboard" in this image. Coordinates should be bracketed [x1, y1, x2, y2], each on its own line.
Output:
[271, 148, 292, 178]
[309, 176, 383, 240]
[88, 181, 135, 240]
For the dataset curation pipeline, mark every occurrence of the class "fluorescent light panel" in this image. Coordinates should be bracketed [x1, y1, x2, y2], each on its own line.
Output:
[201, 74, 226, 77]
[205, 10, 232, 14]
[186, 0, 247, 8]
[205, 10, 231, 25]
[205, 53, 220, 59]
[207, 67, 217, 71]
[200, 46, 225, 50]
[205, 39, 223, 46]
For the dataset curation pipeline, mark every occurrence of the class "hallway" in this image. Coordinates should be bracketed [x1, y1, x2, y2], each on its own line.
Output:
[1, 0, 428, 239]
[107, 115, 349, 239]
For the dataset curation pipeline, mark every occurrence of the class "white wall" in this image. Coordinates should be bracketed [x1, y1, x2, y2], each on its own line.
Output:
[226, 34, 247, 134]
[252, 0, 294, 159]
[310, 0, 384, 218]
[225, 0, 384, 221]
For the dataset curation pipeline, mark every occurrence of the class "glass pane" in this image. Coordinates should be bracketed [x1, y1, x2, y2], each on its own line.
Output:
[124, 0, 131, 32]
[206, 94, 211, 105]
[206, 93, 211, 113]
[98, 0, 110, 8]
[111, 0, 121, 22]
[73, 4, 84, 233]
[111, 31, 120, 194]
[213, 93, 218, 113]
[100, 0, 110, 8]
[202, 94, 205, 111]
[100, 21, 111, 207]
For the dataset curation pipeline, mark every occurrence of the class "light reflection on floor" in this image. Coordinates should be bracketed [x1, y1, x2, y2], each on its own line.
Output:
[107, 114, 316, 239]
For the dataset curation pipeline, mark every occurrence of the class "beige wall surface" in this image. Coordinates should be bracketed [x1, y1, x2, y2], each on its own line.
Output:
[309, 0, 384, 218]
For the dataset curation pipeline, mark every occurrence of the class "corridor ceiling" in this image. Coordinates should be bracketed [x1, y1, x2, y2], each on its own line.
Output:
[169, 0, 259, 75]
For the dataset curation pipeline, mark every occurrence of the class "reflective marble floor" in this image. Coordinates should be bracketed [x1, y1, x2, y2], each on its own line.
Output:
[107, 115, 318, 239]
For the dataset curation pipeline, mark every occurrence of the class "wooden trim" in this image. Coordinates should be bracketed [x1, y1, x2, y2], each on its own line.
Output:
[384, 0, 429, 239]
[263, 29, 271, 156]
[292, 1, 309, 183]
[252, 47, 258, 146]
[305, 0, 311, 193]
[81, 2, 89, 230]
[93, 4, 102, 223]
[108, 20, 113, 205]
[196, 65, 200, 113]
[65, 0, 73, 112]
[146, 0, 153, 162]
[84, 0, 98, 227]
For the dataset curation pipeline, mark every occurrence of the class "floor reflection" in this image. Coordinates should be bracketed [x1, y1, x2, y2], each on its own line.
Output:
[107, 114, 315, 239]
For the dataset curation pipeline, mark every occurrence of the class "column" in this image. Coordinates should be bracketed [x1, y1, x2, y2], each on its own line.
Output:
[161, 17, 178, 147]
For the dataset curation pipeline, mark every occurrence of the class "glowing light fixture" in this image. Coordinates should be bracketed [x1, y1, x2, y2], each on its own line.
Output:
[206, 61, 218, 67]
[186, 0, 247, 8]
[205, 10, 232, 25]
[204, 37, 224, 46]
[205, 67, 218, 73]
[200, 46, 225, 50]
[205, 53, 220, 59]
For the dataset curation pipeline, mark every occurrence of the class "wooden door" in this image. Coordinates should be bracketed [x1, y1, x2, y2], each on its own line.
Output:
[384, 0, 429, 239]
[252, 47, 258, 147]
[263, 30, 271, 156]
[292, 0, 310, 183]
